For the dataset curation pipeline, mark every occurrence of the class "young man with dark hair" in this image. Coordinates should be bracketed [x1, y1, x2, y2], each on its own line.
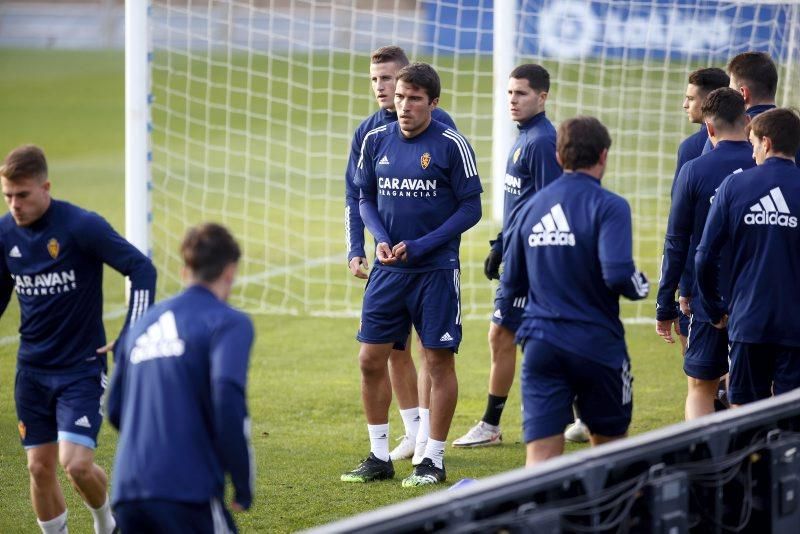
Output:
[670, 68, 730, 349]
[501, 116, 648, 466]
[656, 88, 755, 419]
[109, 222, 254, 532]
[0, 144, 156, 534]
[696, 108, 800, 406]
[344, 46, 458, 463]
[452, 63, 561, 448]
[343, 62, 482, 486]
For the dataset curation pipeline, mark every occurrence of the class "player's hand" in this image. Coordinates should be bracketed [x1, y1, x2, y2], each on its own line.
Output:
[97, 340, 115, 354]
[349, 257, 369, 279]
[484, 249, 502, 280]
[376, 242, 396, 265]
[678, 295, 692, 316]
[231, 501, 247, 512]
[655, 319, 679, 344]
[712, 314, 729, 330]
[392, 242, 408, 262]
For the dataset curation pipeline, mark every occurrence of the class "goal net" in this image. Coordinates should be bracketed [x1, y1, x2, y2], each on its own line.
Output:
[144, 0, 800, 320]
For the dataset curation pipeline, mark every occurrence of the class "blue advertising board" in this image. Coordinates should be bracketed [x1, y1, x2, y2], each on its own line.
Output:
[423, 0, 793, 60]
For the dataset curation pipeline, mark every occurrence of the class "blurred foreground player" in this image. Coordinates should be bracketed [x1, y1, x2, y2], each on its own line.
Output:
[501, 117, 649, 466]
[109, 223, 254, 532]
[0, 144, 156, 534]
[696, 108, 800, 406]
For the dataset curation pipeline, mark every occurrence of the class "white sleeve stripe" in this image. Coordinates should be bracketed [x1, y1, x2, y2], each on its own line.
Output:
[245, 417, 255, 498]
[631, 272, 649, 297]
[357, 125, 387, 170]
[443, 130, 478, 177]
[444, 129, 478, 176]
[130, 290, 141, 325]
[345, 206, 351, 251]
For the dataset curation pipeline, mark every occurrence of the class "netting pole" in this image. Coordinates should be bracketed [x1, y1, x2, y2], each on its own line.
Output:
[125, 0, 152, 257]
[492, 0, 517, 222]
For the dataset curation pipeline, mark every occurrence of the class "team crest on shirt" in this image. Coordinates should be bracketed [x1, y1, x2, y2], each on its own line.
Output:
[18, 421, 26, 440]
[421, 152, 431, 169]
[47, 238, 60, 259]
[513, 147, 521, 163]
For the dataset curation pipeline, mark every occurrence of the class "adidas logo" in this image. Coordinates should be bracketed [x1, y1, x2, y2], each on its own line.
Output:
[439, 332, 454, 342]
[378, 155, 390, 165]
[9, 246, 21, 258]
[74, 416, 91, 428]
[528, 203, 576, 247]
[493, 309, 503, 319]
[130, 310, 186, 364]
[744, 187, 797, 228]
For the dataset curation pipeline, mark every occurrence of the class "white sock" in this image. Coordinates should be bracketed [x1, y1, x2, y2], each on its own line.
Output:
[38, 510, 68, 534]
[86, 496, 115, 534]
[368, 423, 390, 462]
[399, 407, 420, 440]
[415, 408, 430, 447]
[423, 438, 446, 469]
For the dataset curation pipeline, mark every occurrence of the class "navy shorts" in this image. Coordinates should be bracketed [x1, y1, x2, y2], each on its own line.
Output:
[114, 499, 237, 533]
[15, 366, 106, 449]
[684, 318, 729, 380]
[521, 338, 632, 442]
[728, 342, 800, 405]
[358, 268, 462, 352]
[490, 284, 525, 333]
[678, 312, 690, 337]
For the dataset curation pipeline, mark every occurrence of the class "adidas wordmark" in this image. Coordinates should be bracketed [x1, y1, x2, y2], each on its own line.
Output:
[529, 203, 576, 247]
[744, 187, 797, 227]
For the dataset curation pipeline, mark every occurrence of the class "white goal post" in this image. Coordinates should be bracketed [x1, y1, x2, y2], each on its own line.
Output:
[127, 0, 800, 321]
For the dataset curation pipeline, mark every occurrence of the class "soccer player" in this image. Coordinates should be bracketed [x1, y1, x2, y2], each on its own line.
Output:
[341, 63, 482, 486]
[656, 88, 755, 420]
[501, 117, 649, 466]
[345, 45, 457, 463]
[452, 64, 560, 448]
[108, 223, 254, 532]
[0, 145, 156, 534]
[702, 51, 800, 166]
[670, 68, 729, 350]
[696, 108, 800, 406]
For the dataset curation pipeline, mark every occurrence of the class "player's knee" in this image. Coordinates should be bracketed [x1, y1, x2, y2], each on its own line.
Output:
[358, 351, 385, 377]
[62, 456, 93, 483]
[27, 457, 57, 483]
[488, 324, 514, 353]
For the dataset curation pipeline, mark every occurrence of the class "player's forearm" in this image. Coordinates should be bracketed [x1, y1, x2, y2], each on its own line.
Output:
[656, 237, 690, 318]
[694, 247, 726, 323]
[214, 380, 254, 509]
[404, 195, 481, 260]
[603, 261, 650, 301]
[358, 197, 391, 245]
[345, 195, 366, 260]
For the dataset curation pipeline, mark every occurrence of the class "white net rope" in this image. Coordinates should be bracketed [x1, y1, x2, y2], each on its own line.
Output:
[149, 0, 800, 320]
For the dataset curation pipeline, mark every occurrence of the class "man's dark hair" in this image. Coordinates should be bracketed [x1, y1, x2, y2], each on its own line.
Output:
[688, 67, 730, 96]
[701, 88, 746, 130]
[396, 63, 441, 102]
[371, 46, 410, 68]
[181, 223, 241, 283]
[0, 144, 48, 183]
[556, 116, 612, 170]
[510, 63, 550, 93]
[728, 51, 778, 102]
[750, 108, 800, 156]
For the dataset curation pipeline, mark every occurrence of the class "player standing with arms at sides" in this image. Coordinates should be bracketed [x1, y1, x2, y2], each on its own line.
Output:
[342, 63, 482, 486]
[0, 145, 156, 534]
[452, 64, 561, 449]
[108, 223, 254, 532]
[696, 108, 800, 406]
[670, 68, 730, 351]
[656, 88, 755, 420]
[345, 46, 457, 463]
[501, 117, 649, 466]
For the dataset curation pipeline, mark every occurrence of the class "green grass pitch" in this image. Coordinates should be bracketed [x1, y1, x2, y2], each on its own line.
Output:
[0, 49, 688, 532]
